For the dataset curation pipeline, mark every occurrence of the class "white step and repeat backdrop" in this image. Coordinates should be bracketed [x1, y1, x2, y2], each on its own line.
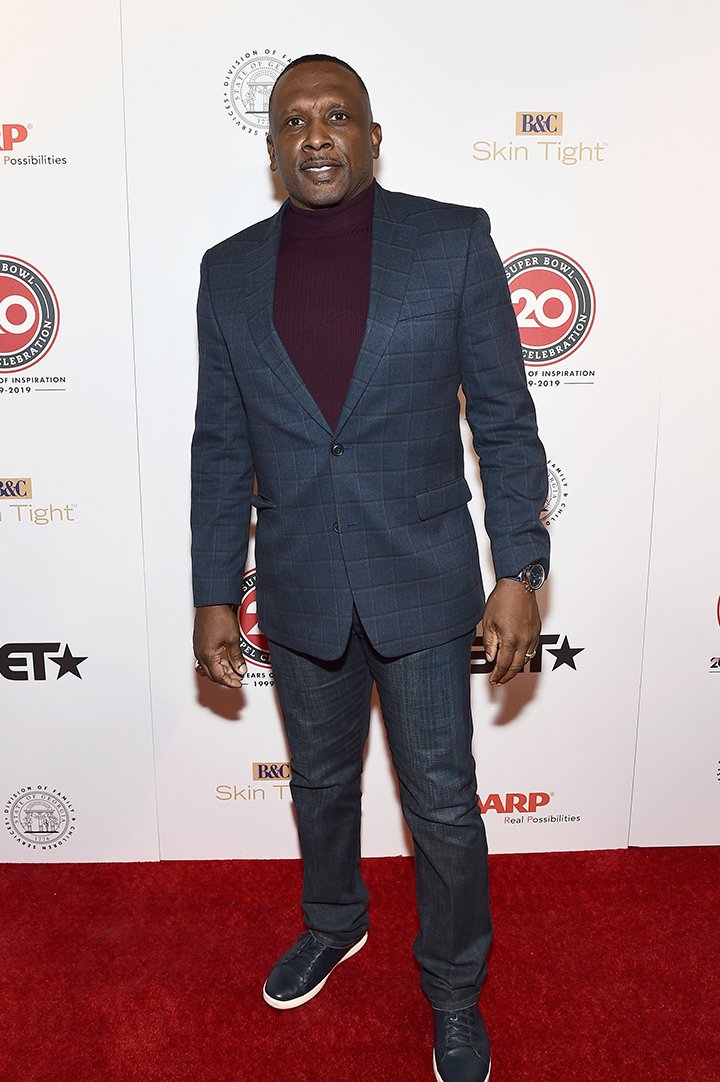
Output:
[2, 0, 717, 861]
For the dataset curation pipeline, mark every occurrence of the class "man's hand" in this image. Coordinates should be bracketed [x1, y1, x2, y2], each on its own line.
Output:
[479, 579, 541, 686]
[193, 604, 247, 688]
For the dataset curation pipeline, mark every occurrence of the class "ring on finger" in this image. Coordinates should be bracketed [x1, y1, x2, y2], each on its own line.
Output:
[524, 649, 537, 660]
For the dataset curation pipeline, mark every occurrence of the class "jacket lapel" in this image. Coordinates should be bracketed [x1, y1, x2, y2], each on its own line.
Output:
[244, 205, 334, 436]
[334, 187, 416, 434]
[244, 185, 416, 438]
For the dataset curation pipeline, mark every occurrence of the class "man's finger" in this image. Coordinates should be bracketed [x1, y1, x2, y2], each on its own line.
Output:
[227, 644, 248, 677]
[482, 626, 499, 663]
[203, 652, 245, 688]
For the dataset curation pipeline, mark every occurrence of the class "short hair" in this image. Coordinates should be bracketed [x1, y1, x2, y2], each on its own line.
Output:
[268, 54, 371, 120]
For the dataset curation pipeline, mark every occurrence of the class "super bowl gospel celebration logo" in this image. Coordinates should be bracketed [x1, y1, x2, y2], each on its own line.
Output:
[4, 786, 76, 850]
[223, 50, 291, 134]
[0, 257, 59, 372]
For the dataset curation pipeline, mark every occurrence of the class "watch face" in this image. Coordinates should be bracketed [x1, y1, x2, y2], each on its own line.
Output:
[527, 563, 546, 590]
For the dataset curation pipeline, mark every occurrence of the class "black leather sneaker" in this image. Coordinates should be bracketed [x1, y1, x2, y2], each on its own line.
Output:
[432, 1004, 491, 1082]
[262, 930, 368, 1010]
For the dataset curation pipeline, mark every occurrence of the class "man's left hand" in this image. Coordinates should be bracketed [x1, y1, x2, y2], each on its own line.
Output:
[479, 579, 541, 685]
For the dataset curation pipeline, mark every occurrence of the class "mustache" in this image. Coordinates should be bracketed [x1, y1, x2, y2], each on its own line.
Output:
[299, 157, 343, 170]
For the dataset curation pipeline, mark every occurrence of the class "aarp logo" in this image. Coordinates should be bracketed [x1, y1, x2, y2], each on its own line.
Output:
[0, 124, 29, 152]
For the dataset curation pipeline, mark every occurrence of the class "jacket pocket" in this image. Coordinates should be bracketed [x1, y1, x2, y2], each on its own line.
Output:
[251, 493, 277, 510]
[416, 478, 472, 521]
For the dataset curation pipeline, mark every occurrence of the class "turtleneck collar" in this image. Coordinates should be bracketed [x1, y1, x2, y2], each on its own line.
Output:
[284, 180, 376, 238]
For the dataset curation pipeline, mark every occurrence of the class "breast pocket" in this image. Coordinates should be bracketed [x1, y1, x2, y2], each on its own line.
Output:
[397, 290, 456, 322]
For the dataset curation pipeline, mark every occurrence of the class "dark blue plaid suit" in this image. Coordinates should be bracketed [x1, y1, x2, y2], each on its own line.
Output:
[191, 184, 549, 655]
[191, 183, 550, 1010]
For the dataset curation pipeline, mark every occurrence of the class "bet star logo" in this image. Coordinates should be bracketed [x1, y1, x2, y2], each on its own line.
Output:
[471, 633, 584, 675]
[0, 642, 87, 681]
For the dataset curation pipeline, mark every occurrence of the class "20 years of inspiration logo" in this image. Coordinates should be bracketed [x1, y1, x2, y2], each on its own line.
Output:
[504, 249, 595, 376]
[0, 257, 59, 372]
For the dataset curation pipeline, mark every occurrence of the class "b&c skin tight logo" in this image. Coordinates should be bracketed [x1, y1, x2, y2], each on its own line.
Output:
[4, 786, 76, 850]
[0, 257, 59, 371]
[223, 50, 291, 134]
[504, 249, 595, 367]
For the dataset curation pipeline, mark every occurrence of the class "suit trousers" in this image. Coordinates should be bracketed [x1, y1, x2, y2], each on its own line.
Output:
[268, 608, 493, 1010]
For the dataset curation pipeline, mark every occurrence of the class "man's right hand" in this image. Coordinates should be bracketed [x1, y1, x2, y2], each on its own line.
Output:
[193, 604, 247, 688]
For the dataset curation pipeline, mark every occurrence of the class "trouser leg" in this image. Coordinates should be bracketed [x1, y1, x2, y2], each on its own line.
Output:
[358, 624, 492, 1009]
[269, 629, 373, 948]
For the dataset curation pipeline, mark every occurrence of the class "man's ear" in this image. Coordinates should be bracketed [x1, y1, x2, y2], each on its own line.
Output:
[267, 134, 277, 172]
[370, 123, 382, 160]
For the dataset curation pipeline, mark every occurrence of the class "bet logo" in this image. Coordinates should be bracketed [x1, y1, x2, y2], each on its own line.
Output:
[503, 249, 595, 366]
[238, 569, 271, 668]
[0, 643, 86, 680]
[0, 257, 59, 371]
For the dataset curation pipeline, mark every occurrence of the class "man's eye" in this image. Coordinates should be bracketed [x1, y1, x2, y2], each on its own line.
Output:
[286, 117, 303, 127]
[330, 112, 348, 121]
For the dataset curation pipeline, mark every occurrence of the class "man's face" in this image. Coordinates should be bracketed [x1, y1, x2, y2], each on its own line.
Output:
[267, 62, 382, 210]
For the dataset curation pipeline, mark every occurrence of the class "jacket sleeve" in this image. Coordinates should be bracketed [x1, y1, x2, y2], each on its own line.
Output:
[457, 209, 550, 580]
[190, 255, 255, 606]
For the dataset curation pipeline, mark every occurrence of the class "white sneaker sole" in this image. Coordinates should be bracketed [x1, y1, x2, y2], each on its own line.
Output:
[262, 931, 368, 1010]
[433, 1050, 491, 1082]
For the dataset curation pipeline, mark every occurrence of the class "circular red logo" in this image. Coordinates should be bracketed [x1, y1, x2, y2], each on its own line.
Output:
[238, 568, 271, 668]
[0, 256, 59, 371]
[503, 249, 595, 366]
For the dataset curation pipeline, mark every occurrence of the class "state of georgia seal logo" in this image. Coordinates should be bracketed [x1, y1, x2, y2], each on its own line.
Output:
[223, 50, 292, 134]
[542, 460, 569, 526]
[503, 249, 595, 366]
[238, 568, 272, 668]
[0, 256, 59, 371]
[4, 786, 75, 850]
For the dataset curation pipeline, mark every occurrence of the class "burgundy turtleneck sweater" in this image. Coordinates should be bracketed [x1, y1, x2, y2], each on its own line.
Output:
[273, 181, 375, 431]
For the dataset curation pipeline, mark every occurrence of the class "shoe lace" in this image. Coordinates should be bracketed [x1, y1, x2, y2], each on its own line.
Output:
[444, 1008, 481, 1049]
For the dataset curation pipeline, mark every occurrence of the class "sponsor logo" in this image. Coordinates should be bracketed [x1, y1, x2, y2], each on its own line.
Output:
[0, 477, 32, 499]
[0, 258, 59, 372]
[223, 50, 291, 134]
[471, 634, 584, 675]
[253, 762, 291, 781]
[515, 112, 563, 135]
[542, 460, 569, 526]
[504, 249, 595, 372]
[478, 789, 581, 825]
[710, 657, 720, 673]
[0, 123, 29, 151]
[0, 476, 76, 525]
[4, 786, 76, 849]
[0, 643, 87, 681]
[1, 123, 68, 168]
[217, 762, 291, 803]
[474, 111, 607, 165]
[238, 568, 273, 680]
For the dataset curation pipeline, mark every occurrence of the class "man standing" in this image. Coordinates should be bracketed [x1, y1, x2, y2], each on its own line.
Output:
[192, 54, 549, 1082]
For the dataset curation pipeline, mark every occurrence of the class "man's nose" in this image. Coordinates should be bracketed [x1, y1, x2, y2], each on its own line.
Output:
[303, 118, 333, 151]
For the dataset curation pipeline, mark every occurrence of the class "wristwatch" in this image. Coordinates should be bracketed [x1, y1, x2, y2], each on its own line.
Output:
[508, 562, 546, 592]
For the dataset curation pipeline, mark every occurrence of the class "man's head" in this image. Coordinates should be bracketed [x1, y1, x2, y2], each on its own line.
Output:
[267, 55, 381, 211]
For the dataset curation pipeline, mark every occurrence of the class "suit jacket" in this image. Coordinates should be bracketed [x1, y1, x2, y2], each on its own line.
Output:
[191, 183, 550, 659]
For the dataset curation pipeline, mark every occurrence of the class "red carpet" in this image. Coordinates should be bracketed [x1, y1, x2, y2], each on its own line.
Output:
[1, 849, 718, 1081]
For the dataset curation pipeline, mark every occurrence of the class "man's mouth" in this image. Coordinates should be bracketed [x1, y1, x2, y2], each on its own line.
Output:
[300, 160, 342, 174]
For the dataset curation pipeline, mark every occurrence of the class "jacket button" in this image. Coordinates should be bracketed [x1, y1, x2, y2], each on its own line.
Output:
[332, 522, 340, 533]
[331, 443, 344, 456]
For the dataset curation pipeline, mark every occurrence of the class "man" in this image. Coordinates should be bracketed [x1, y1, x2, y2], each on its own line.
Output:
[192, 54, 549, 1082]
